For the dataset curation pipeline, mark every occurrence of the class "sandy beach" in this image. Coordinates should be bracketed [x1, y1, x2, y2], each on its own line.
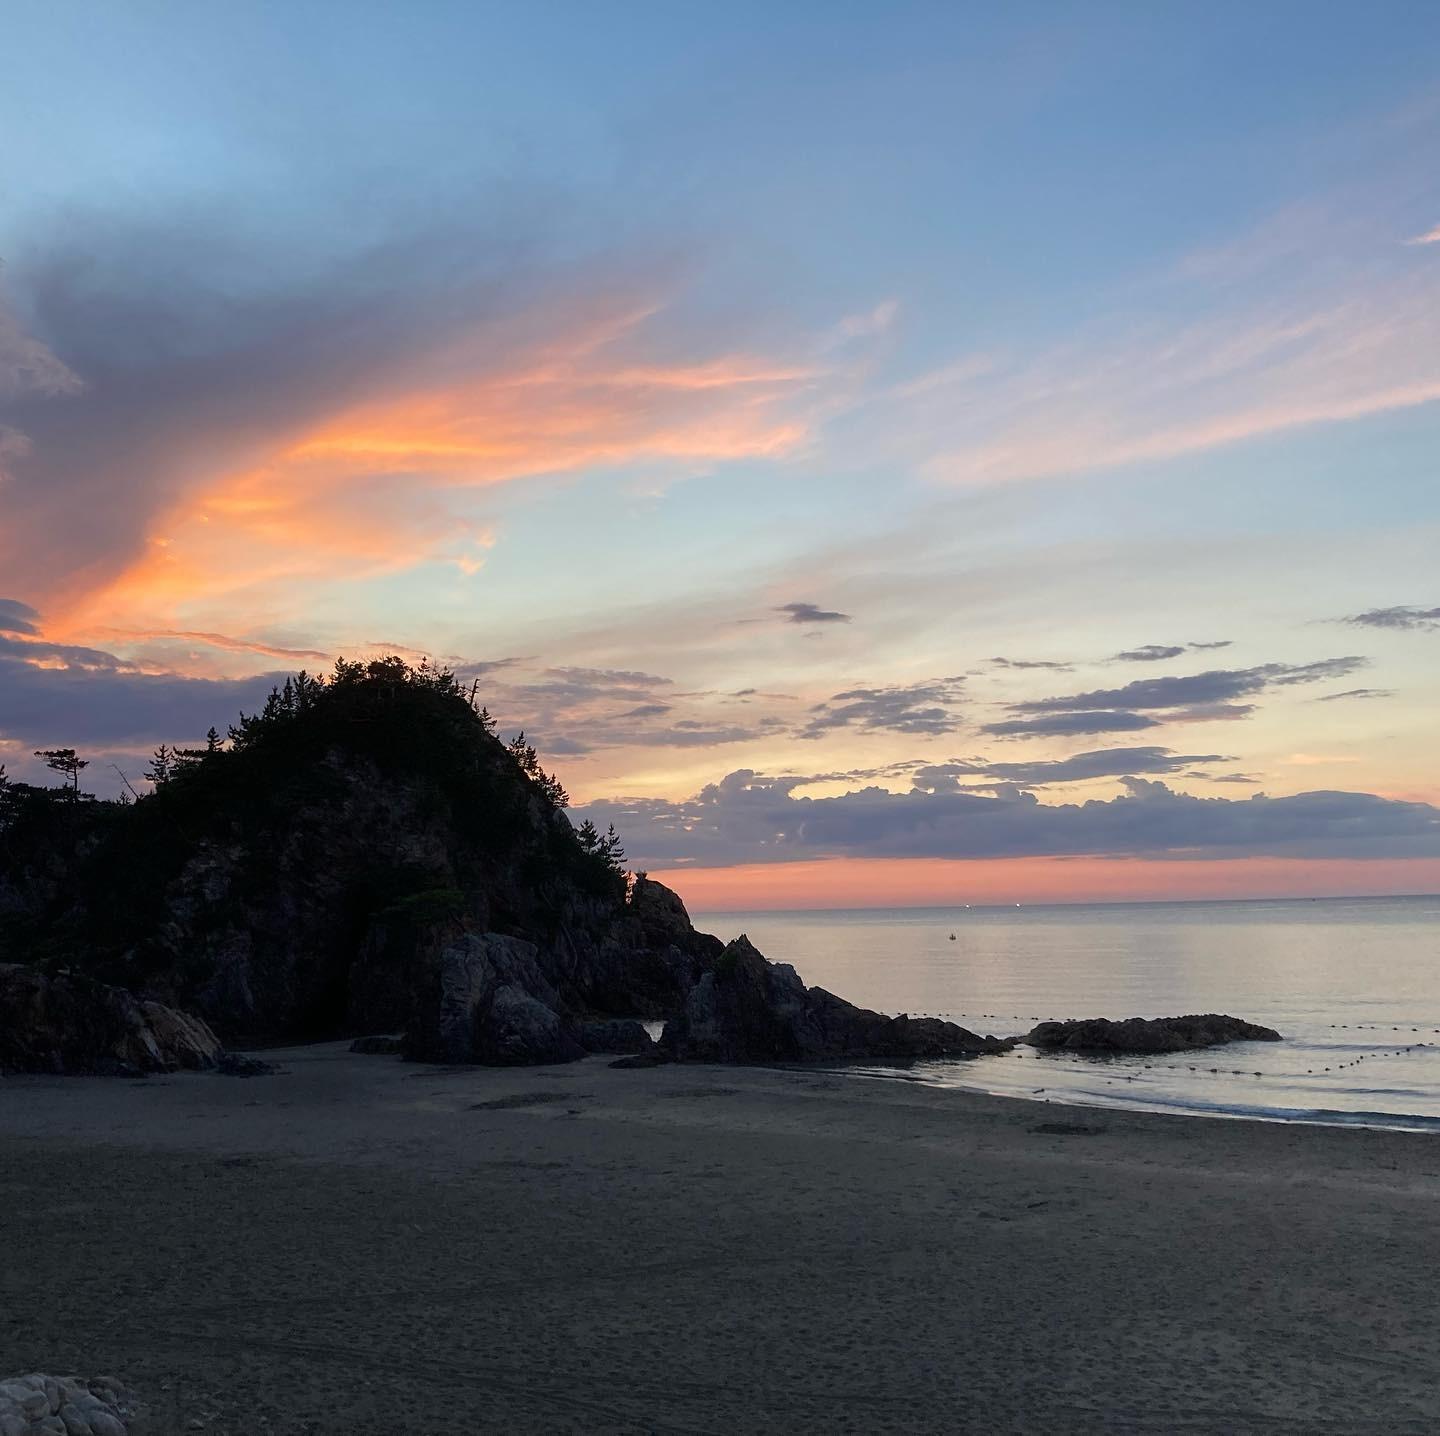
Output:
[4, 1047, 1440, 1434]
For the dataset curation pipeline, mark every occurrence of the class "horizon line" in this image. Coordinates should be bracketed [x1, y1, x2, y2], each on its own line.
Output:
[689, 890, 1440, 915]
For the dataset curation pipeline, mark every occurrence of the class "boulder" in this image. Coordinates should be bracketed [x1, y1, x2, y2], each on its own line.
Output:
[1026, 1014, 1283, 1054]
[0, 965, 225, 1076]
[406, 933, 586, 1066]
[478, 985, 586, 1066]
[0, 1374, 137, 1435]
[660, 937, 1012, 1064]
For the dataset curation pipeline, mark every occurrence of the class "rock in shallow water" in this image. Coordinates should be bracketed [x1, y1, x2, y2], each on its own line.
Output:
[1025, 1014, 1283, 1053]
[660, 937, 1012, 1064]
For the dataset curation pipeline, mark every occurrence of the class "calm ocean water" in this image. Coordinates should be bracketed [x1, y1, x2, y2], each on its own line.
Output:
[694, 895, 1440, 1132]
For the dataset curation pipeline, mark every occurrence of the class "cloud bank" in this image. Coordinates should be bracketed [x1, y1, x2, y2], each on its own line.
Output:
[577, 771, 1440, 870]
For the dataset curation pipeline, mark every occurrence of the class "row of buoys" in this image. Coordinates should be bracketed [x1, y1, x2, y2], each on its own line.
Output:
[1328, 1024, 1438, 1033]
[918, 1013, 1055, 1023]
[1131, 1042, 1432, 1078]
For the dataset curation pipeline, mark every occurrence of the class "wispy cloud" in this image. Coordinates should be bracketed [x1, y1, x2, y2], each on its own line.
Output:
[1342, 604, 1440, 632]
[990, 656, 1073, 672]
[911, 746, 1228, 791]
[1012, 658, 1367, 715]
[1405, 224, 1440, 246]
[801, 678, 965, 739]
[883, 194, 1440, 486]
[776, 601, 852, 626]
[1114, 640, 1232, 662]
[97, 628, 331, 662]
[1316, 687, 1394, 702]
[982, 711, 1162, 738]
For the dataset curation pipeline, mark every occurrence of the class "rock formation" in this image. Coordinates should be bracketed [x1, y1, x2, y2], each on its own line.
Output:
[0, 964, 225, 1076]
[0, 1374, 136, 1435]
[1025, 1014, 1283, 1054]
[660, 936, 1013, 1064]
[0, 664, 718, 1062]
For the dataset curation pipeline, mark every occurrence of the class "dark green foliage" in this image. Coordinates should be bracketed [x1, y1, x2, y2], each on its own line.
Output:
[0, 657, 631, 996]
[505, 730, 569, 808]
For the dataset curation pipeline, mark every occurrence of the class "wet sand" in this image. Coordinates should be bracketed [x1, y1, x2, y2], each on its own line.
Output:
[3, 1043, 1440, 1433]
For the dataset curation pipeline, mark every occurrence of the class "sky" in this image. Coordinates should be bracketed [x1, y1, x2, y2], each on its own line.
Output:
[2, 1, 1439, 908]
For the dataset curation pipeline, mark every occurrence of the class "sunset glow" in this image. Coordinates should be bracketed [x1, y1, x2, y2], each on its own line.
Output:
[2, 3, 1438, 905]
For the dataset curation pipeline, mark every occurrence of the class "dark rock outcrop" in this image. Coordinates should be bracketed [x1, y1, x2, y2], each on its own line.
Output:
[406, 933, 587, 1066]
[578, 1018, 656, 1055]
[0, 963, 223, 1075]
[1026, 1014, 1283, 1054]
[660, 937, 1012, 1064]
[0, 667, 719, 1059]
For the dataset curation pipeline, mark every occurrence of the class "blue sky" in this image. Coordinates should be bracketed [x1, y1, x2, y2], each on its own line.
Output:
[2, 2, 1438, 904]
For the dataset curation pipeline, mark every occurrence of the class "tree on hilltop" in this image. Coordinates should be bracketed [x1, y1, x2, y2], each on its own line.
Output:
[35, 748, 88, 801]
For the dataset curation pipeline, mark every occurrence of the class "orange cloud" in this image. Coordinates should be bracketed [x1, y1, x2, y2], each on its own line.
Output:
[55, 313, 821, 637]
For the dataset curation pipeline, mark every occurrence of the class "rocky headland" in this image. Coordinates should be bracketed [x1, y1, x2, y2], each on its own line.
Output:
[0, 658, 1009, 1075]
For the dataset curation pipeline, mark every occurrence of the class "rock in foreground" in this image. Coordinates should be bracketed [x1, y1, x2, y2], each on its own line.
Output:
[0, 1372, 137, 1434]
[1026, 1014, 1283, 1054]
[0, 964, 224, 1076]
[661, 937, 1012, 1064]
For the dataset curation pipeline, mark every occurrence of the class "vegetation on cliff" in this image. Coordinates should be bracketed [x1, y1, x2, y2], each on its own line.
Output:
[0, 658, 652, 1040]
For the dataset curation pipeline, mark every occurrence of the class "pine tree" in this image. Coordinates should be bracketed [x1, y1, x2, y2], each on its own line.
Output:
[146, 744, 174, 789]
[599, 823, 625, 871]
[34, 748, 88, 800]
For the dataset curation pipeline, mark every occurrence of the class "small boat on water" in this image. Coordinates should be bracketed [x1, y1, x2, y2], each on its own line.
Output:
[948, 932, 956, 940]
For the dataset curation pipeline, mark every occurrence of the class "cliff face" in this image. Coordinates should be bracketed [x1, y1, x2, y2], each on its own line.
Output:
[0, 664, 717, 1053]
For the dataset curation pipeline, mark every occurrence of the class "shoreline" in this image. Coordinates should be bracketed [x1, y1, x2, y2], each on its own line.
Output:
[6, 1044, 1440, 1432]
[861, 1054, 1440, 1135]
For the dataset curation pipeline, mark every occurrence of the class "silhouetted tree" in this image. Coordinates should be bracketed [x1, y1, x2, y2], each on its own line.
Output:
[599, 824, 625, 870]
[35, 748, 88, 800]
[146, 744, 174, 789]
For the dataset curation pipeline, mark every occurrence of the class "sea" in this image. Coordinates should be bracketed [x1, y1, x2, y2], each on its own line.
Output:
[694, 894, 1440, 1132]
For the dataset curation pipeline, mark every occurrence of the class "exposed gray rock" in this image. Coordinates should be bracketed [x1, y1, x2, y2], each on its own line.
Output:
[0, 1375, 136, 1435]
[406, 934, 586, 1066]
[479, 985, 586, 1066]
[0, 966, 223, 1076]
[661, 937, 1013, 1064]
[1026, 1014, 1283, 1053]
